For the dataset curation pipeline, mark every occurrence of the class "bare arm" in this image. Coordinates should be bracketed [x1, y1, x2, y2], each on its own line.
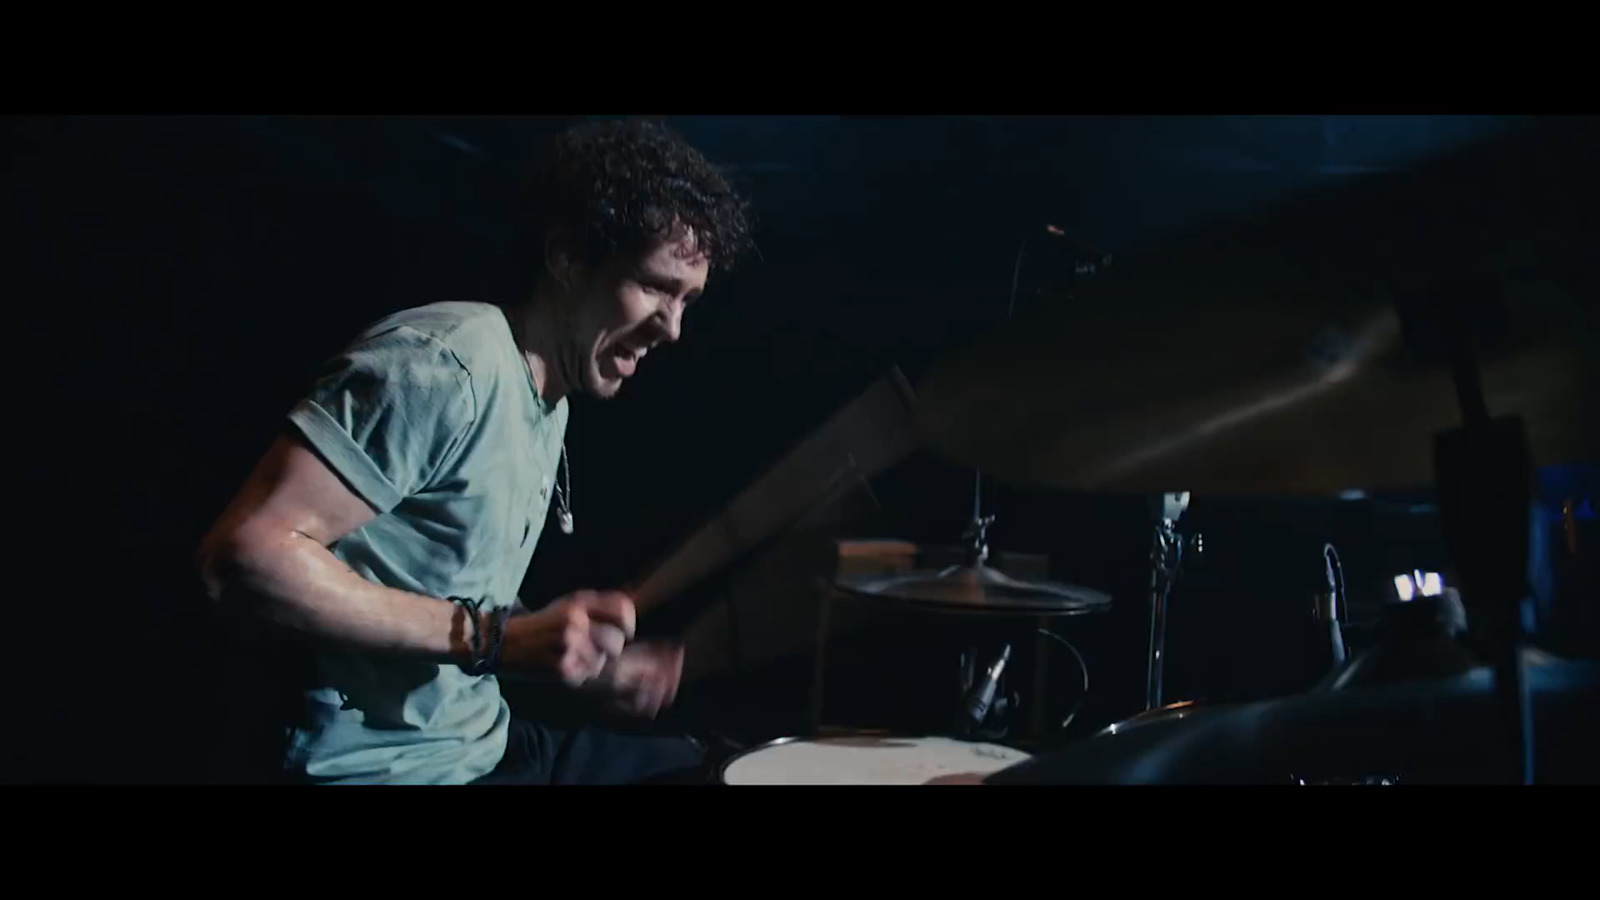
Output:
[196, 433, 477, 665]
[198, 433, 636, 684]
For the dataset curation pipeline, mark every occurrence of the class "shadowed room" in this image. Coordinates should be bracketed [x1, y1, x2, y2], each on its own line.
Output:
[5, 114, 1595, 785]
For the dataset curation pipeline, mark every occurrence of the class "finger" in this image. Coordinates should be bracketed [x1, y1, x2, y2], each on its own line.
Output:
[590, 622, 628, 660]
[637, 685, 664, 719]
[581, 591, 637, 640]
[612, 693, 651, 719]
[662, 672, 681, 709]
[587, 647, 611, 682]
[660, 644, 684, 707]
[564, 644, 600, 685]
[582, 643, 606, 679]
[660, 669, 681, 709]
[561, 615, 595, 670]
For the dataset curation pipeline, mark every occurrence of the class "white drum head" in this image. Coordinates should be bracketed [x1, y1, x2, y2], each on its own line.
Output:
[721, 735, 1030, 785]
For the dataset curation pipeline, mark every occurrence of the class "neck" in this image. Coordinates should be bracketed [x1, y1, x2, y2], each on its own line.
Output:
[506, 289, 570, 406]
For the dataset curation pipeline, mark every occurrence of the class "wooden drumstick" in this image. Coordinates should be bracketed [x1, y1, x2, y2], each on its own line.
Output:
[627, 368, 919, 617]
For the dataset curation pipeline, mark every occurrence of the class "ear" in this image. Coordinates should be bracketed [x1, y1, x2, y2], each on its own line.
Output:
[543, 230, 579, 290]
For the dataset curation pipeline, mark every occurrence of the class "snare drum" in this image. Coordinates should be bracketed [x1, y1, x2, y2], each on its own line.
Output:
[718, 734, 1031, 785]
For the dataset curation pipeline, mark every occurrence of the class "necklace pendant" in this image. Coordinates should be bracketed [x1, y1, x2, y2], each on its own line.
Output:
[557, 509, 575, 535]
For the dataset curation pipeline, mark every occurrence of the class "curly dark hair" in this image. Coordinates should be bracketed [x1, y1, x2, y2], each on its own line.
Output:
[522, 118, 756, 274]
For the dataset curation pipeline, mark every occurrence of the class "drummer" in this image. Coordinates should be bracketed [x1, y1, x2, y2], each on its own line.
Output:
[195, 120, 757, 784]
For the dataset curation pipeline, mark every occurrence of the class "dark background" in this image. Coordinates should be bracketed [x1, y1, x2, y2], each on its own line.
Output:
[5, 114, 1592, 783]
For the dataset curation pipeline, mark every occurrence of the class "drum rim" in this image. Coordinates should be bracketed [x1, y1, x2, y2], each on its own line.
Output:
[716, 731, 1033, 785]
[1092, 699, 1214, 737]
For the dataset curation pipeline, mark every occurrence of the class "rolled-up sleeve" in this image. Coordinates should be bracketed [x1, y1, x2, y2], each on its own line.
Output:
[288, 325, 476, 515]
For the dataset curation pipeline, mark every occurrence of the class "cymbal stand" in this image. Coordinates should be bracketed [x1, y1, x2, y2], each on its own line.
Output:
[960, 223, 1106, 570]
[943, 223, 1106, 736]
[1146, 492, 1201, 711]
[950, 226, 1041, 572]
[954, 225, 1033, 574]
[1390, 271, 1536, 784]
[1421, 291, 1536, 785]
[962, 471, 997, 567]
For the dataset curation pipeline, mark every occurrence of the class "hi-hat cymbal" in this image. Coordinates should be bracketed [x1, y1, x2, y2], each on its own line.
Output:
[917, 118, 1599, 496]
[835, 563, 1112, 616]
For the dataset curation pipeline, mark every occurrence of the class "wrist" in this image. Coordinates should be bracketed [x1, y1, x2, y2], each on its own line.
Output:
[480, 606, 510, 674]
[446, 597, 509, 674]
[446, 601, 483, 667]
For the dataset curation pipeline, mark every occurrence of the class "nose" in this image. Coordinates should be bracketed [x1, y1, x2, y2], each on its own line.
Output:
[654, 299, 684, 344]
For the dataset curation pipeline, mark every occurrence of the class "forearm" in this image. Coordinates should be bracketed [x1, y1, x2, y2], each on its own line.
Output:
[201, 532, 476, 666]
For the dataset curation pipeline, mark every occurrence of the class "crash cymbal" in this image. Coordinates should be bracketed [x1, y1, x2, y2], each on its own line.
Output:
[917, 117, 1600, 495]
[835, 563, 1112, 616]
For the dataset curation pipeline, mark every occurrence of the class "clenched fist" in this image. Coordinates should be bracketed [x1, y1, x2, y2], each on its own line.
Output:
[588, 640, 685, 720]
[500, 590, 636, 688]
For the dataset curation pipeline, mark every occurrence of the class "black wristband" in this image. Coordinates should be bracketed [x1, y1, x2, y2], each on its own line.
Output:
[451, 596, 509, 676]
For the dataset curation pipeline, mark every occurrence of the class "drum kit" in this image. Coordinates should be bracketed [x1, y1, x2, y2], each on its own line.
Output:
[716, 116, 1599, 785]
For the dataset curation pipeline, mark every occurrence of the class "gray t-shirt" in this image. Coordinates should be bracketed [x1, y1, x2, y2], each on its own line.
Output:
[282, 301, 567, 784]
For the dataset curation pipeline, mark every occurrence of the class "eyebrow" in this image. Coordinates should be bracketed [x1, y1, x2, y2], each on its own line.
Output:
[637, 269, 702, 300]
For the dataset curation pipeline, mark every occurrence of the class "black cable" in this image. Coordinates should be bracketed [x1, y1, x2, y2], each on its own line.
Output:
[1036, 629, 1090, 731]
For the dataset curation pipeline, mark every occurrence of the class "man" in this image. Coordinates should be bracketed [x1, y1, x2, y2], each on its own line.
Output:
[197, 119, 755, 784]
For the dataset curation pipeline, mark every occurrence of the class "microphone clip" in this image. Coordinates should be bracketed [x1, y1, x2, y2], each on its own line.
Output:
[957, 644, 1012, 733]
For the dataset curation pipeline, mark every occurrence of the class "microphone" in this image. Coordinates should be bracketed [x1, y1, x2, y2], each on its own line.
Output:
[958, 644, 1011, 731]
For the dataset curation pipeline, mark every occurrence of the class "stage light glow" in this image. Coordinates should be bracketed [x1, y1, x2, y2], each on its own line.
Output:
[1394, 574, 1415, 602]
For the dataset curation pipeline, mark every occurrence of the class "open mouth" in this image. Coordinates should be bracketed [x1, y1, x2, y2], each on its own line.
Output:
[607, 343, 646, 379]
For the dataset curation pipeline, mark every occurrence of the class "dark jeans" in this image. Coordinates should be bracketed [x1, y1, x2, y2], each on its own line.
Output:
[470, 717, 707, 785]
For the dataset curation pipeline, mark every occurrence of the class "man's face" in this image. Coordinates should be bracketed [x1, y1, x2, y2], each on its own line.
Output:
[565, 231, 709, 399]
